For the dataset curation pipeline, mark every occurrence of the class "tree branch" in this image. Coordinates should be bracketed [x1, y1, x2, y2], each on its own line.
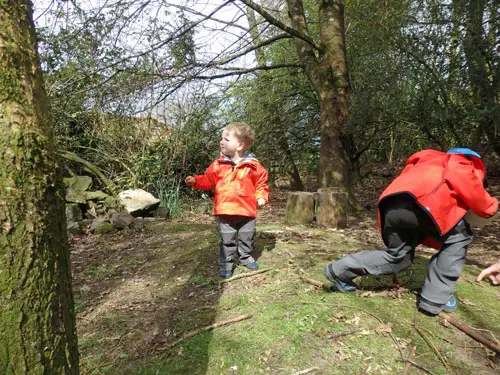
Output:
[238, 0, 320, 50]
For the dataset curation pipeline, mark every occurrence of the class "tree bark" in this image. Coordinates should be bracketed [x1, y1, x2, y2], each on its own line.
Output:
[463, 0, 500, 154]
[0, 2, 79, 374]
[285, 192, 316, 224]
[287, 0, 352, 192]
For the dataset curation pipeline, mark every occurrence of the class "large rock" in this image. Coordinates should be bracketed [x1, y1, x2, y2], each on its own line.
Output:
[117, 189, 161, 217]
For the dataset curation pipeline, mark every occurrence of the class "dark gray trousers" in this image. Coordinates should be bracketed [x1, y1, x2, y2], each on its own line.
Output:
[217, 215, 256, 271]
[325, 199, 473, 313]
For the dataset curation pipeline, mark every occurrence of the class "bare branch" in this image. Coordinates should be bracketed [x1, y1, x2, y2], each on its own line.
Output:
[238, 0, 320, 50]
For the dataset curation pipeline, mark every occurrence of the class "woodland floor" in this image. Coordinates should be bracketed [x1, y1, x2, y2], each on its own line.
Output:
[72, 172, 500, 375]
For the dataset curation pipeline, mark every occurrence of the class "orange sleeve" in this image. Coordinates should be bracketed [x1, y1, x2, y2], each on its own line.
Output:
[254, 163, 269, 203]
[446, 158, 498, 218]
[193, 161, 218, 191]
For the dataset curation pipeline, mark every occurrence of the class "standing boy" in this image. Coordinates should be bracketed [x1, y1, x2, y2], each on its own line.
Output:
[185, 123, 269, 279]
[324, 148, 498, 314]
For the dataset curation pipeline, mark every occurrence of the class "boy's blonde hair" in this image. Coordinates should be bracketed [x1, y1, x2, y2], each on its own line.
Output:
[225, 122, 255, 149]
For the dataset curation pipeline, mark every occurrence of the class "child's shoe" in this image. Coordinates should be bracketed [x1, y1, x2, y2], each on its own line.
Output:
[324, 265, 357, 293]
[246, 262, 259, 271]
[442, 295, 457, 313]
[219, 270, 233, 279]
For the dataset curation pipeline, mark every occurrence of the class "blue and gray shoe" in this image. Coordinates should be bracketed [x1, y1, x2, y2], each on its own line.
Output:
[219, 270, 233, 279]
[324, 264, 357, 293]
[442, 295, 457, 313]
[246, 262, 259, 271]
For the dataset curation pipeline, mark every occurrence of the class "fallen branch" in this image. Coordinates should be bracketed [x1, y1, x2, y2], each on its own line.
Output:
[415, 324, 452, 373]
[290, 367, 319, 375]
[438, 312, 500, 353]
[220, 267, 272, 284]
[328, 329, 360, 342]
[400, 346, 417, 375]
[300, 277, 326, 288]
[399, 359, 438, 375]
[156, 314, 252, 351]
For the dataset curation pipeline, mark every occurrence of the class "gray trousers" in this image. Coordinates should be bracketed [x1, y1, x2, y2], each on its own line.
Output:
[217, 215, 256, 271]
[325, 199, 473, 313]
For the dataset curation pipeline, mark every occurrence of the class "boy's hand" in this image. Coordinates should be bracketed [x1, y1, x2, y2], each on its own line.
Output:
[185, 176, 195, 186]
[477, 262, 500, 285]
[257, 198, 266, 207]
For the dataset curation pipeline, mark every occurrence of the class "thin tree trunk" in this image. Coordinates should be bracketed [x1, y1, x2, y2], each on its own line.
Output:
[463, 0, 499, 154]
[0, 2, 79, 374]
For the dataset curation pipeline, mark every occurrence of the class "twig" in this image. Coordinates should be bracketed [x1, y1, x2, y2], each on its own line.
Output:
[401, 346, 417, 375]
[414, 324, 452, 373]
[438, 312, 500, 353]
[300, 276, 326, 288]
[219, 267, 272, 284]
[399, 359, 438, 375]
[328, 329, 360, 342]
[290, 368, 319, 375]
[156, 314, 252, 352]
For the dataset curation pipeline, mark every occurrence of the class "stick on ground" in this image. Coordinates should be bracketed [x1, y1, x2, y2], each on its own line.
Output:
[220, 267, 272, 284]
[290, 367, 319, 375]
[415, 324, 452, 373]
[156, 314, 252, 352]
[438, 312, 500, 354]
[400, 346, 417, 375]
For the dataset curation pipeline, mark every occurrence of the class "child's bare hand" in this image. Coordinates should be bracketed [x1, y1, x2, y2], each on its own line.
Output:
[477, 262, 500, 285]
[257, 198, 266, 207]
[185, 176, 195, 186]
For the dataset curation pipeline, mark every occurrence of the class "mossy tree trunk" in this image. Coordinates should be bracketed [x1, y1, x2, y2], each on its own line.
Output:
[0, 2, 79, 374]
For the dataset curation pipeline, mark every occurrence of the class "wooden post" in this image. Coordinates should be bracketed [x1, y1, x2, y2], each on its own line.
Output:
[315, 188, 348, 228]
[284, 192, 316, 224]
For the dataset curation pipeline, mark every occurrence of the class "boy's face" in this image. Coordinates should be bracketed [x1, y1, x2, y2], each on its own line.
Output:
[220, 129, 244, 157]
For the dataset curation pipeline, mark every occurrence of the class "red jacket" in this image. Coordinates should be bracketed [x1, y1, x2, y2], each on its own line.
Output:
[378, 150, 498, 249]
[193, 154, 269, 217]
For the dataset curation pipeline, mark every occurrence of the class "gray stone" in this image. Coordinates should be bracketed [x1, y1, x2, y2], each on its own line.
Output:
[155, 207, 171, 219]
[131, 217, 144, 230]
[85, 190, 109, 201]
[94, 222, 114, 235]
[111, 212, 134, 230]
[117, 189, 161, 217]
[78, 219, 93, 229]
[64, 176, 93, 191]
[66, 203, 82, 222]
[90, 217, 109, 233]
[67, 221, 82, 235]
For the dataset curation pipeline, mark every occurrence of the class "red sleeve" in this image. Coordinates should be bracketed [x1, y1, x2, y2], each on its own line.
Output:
[193, 161, 218, 191]
[254, 163, 269, 203]
[446, 158, 498, 218]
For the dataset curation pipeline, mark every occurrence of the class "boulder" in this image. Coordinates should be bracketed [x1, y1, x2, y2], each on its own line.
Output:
[117, 189, 161, 217]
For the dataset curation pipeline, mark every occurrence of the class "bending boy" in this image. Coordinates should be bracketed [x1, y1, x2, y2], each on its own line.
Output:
[324, 148, 498, 314]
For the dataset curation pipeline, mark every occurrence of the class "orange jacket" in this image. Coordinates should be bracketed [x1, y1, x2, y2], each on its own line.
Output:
[193, 154, 269, 217]
[378, 149, 498, 249]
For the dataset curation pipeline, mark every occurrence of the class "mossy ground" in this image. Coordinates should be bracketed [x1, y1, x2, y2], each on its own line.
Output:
[73, 209, 499, 375]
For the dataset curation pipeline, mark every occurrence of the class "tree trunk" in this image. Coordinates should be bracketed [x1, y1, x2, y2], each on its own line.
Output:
[284, 192, 316, 224]
[287, 0, 352, 193]
[463, 0, 500, 154]
[0, 2, 79, 374]
[315, 188, 348, 228]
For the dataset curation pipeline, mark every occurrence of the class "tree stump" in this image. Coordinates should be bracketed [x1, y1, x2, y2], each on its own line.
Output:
[284, 192, 316, 224]
[315, 188, 348, 228]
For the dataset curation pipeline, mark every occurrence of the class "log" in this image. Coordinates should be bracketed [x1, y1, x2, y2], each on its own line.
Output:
[439, 312, 500, 353]
[315, 188, 348, 228]
[285, 192, 316, 224]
